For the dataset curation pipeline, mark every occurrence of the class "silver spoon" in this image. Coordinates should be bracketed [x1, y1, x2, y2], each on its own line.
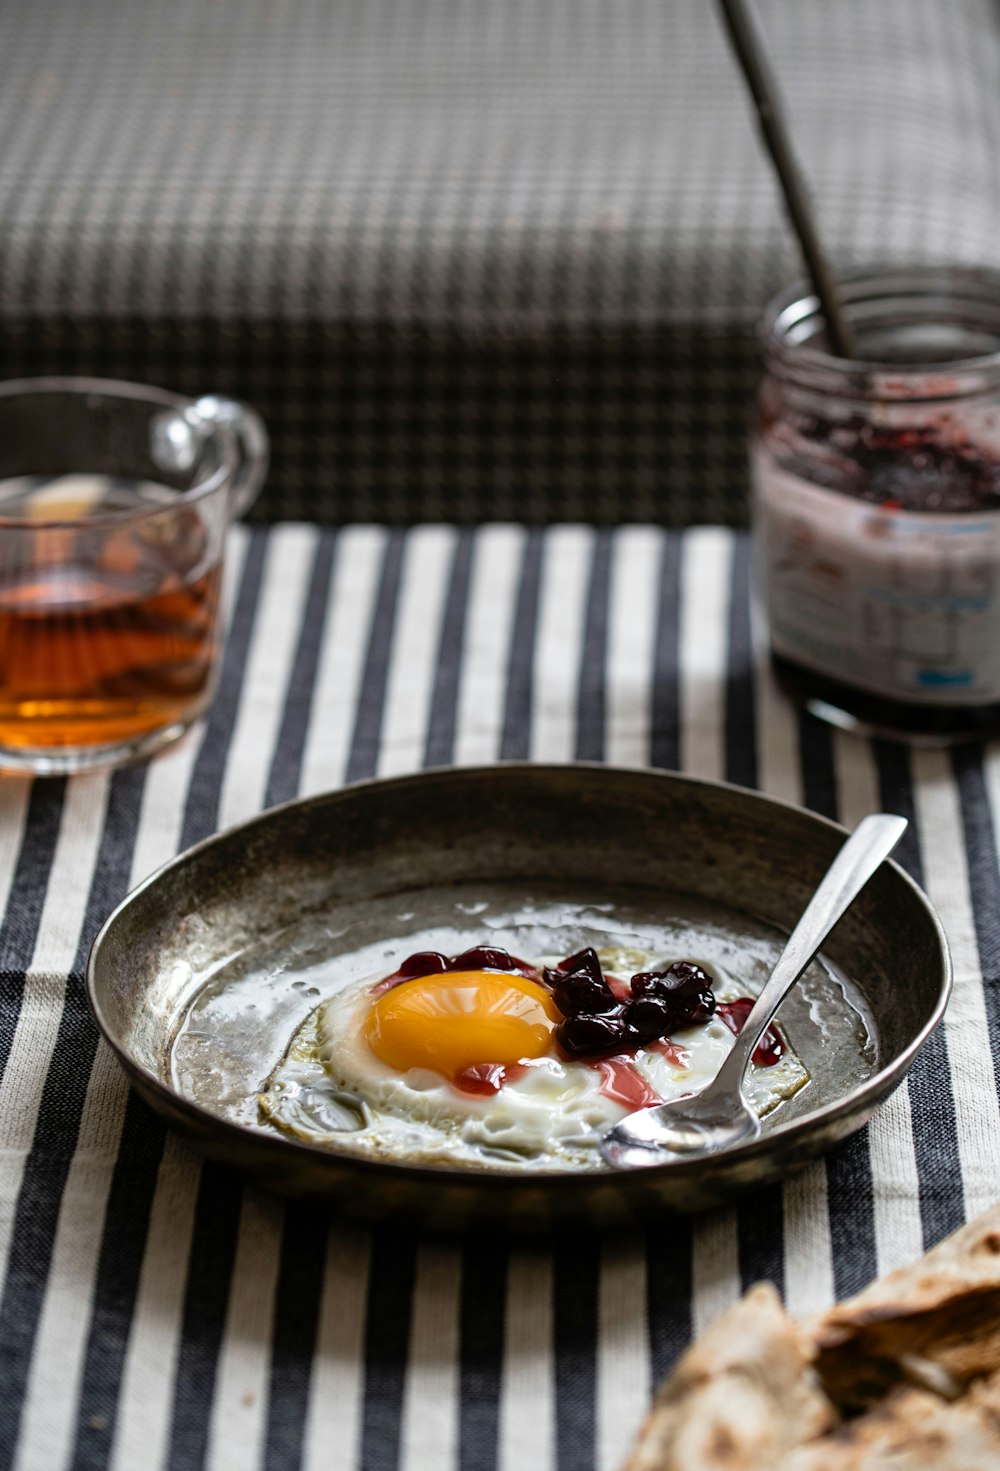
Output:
[600, 812, 907, 1170]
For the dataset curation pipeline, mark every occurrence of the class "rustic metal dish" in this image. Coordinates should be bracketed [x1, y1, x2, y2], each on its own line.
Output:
[86, 765, 951, 1231]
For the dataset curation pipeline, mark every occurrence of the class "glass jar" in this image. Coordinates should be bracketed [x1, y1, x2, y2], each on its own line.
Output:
[752, 266, 1000, 743]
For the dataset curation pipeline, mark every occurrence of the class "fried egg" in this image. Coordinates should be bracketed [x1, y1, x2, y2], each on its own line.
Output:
[259, 947, 810, 1171]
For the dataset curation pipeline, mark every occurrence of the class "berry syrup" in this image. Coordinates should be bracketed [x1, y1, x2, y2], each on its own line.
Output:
[716, 999, 784, 1067]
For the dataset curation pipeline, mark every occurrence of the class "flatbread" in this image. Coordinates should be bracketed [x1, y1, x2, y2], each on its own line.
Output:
[811, 1204, 1000, 1410]
[622, 1203, 1000, 1471]
[786, 1372, 1000, 1471]
[621, 1282, 835, 1471]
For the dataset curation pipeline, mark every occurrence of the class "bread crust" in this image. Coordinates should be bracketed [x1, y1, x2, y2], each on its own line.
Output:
[811, 1205, 1000, 1410]
[622, 1204, 1000, 1470]
[621, 1283, 835, 1471]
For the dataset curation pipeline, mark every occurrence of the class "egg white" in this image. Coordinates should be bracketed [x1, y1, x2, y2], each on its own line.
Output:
[259, 949, 810, 1171]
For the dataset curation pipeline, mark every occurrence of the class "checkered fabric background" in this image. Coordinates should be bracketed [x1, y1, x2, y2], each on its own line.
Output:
[2, 0, 1000, 522]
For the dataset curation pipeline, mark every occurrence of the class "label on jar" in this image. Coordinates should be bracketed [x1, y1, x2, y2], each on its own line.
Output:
[753, 446, 1000, 705]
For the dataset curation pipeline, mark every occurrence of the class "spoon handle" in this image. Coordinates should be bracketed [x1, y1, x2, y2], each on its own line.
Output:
[716, 0, 858, 360]
[706, 813, 907, 1097]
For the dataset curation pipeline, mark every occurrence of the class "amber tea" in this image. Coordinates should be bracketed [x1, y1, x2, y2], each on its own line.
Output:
[0, 378, 267, 773]
[0, 475, 222, 756]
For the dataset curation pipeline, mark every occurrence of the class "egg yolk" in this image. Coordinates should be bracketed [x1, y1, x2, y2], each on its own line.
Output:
[364, 969, 559, 1078]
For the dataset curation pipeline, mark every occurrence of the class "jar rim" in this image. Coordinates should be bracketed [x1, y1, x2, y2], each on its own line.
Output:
[761, 265, 1000, 400]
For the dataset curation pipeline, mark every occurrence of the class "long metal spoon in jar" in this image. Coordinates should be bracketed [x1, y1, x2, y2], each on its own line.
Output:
[600, 812, 907, 1170]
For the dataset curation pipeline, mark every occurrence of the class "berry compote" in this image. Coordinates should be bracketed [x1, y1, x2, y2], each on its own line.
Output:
[379, 944, 786, 1105]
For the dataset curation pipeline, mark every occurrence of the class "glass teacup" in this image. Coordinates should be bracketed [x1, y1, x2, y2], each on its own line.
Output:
[0, 378, 268, 774]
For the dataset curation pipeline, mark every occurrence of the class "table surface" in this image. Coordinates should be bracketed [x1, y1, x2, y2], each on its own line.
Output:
[1, 522, 997, 1471]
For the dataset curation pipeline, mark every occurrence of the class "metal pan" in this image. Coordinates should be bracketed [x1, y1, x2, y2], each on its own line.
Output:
[86, 765, 951, 1231]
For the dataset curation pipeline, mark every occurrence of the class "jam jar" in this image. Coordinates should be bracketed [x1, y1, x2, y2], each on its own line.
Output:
[752, 267, 1000, 743]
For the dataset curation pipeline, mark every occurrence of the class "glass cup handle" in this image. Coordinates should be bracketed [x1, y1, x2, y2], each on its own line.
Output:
[191, 396, 269, 519]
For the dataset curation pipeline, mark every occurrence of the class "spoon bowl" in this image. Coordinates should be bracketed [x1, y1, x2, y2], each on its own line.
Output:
[602, 1089, 759, 1170]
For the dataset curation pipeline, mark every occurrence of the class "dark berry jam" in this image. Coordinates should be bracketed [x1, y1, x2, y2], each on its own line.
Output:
[550, 952, 720, 1061]
[554, 946, 604, 978]
[378, 945, 538, 994]
[547, 967, 617, 1017]
[396, 950, 450, 978]
[630, 962, 716, 1027]
[450, 945, 534, 974]
[556, 1012, 627, 1056]
[780, 422, 1000, 515]
[621, 994, 677, 1043]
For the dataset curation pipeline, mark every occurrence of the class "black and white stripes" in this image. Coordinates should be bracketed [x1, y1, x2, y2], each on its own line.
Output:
[0, 523, 996, 1471]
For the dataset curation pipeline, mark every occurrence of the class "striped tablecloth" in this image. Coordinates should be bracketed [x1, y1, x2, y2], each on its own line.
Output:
[1, 523, 997, 1471]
